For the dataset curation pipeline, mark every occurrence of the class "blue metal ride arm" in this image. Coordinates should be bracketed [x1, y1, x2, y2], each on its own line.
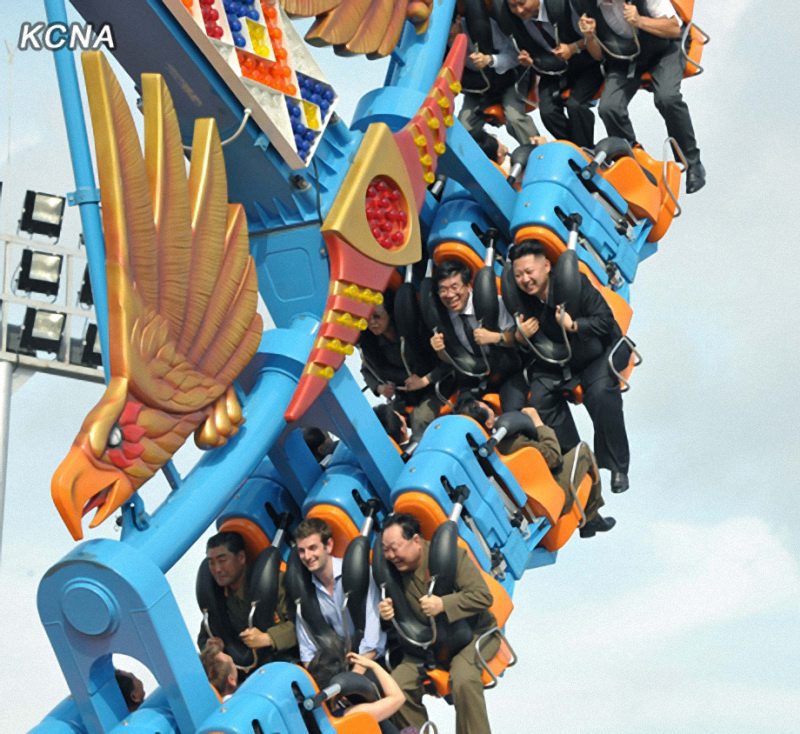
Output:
[44, 0, 109, 378]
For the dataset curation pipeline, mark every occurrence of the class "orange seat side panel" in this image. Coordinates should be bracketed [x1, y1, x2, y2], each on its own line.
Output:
[682, 24, 705, 78]
[330, 710, 382, 733]
[219, 518, 270, 561]
[632, 146, 680, 243]
[307, 504, 360, 557]
[671, 0, 694, 25]
[540, 473, 593, 551]
[482, 393, 502, 414]
[600, 157, 661, 223]
[495, 447, 565, 525]
[394, 491, 448, 540]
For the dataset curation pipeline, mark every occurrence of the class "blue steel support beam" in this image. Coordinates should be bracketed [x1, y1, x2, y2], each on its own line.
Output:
[44, 0, 110, 380]
[123, 318, 314, 573]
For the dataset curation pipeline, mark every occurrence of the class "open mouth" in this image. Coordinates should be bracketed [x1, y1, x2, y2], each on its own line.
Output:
[82, 485, 111, 518]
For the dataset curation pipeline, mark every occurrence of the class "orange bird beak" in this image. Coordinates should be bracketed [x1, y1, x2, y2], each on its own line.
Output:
[51, 444, 134, 541]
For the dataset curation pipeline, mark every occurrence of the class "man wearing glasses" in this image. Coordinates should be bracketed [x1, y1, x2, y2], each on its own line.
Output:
[377, 513, 499, 734]
[430, 259, 525, 411]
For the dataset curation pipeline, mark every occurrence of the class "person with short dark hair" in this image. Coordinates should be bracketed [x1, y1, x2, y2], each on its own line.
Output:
[377, 513, 498, 734]
[457, 399, 614, 536]
[198, 531, 297, 675]
[114, 669, 145, 712]
[303, 426, 336, 464]
[360, 294, 450, 442]
[294, 518, 386, 669]
[509, 240, 631, 493]
[373, 404, 410, 447]
[307, 645, 405, 732]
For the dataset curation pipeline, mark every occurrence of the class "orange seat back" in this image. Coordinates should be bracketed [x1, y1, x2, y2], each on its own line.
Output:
[218, 517, 270, 561]
[599, 156, 661, 224]
[306, 504, 360, 557]
[393, 491, 448, 540]
[494, 446, 565, 526]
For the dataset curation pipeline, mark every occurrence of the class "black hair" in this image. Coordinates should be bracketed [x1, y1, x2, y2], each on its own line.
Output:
[206, 530, 245, 555]
[509, 239, 547, 262]
[373, 404, 405, 444]
[479, 133, 500, 162]
[114, 671, 140, 712]
[307, 640, 348, 691]
[434, 258, 471, 286]
[456, 398, 491, 430]
[382, 512, 420, 540]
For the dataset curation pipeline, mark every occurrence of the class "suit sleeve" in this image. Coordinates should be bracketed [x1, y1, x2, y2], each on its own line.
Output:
[574, 276, 617, 339]
[441, 547, 493, 623]
[266, 573, 297, 652]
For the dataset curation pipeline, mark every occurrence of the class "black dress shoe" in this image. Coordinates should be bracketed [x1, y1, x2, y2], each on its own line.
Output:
[610, 471, 629, 493]
[580, 515, 616, 538]
[686, 161, 706, 194]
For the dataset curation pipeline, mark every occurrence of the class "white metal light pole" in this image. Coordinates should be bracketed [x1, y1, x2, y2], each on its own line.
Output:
[0, 359, 13, 564]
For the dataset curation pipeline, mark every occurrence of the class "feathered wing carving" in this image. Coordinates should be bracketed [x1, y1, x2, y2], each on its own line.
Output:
[281, 0, 433, 57]
[51, 51, 262, 540]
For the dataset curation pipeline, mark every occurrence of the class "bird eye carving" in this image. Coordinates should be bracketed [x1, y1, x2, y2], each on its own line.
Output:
[108, 424, 123, 449]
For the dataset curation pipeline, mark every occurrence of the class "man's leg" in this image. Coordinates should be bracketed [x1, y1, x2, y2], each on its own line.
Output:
[409, 391, 444, 442]
[649, 44, 699, 163]
[580, 357, 630, 474]
[449, 634, 500, 734]
[528, 372, 581, 452]
[649, 43, 705, 191]
[500, 83, 540, 145]
[537, 76, 569, 141]
[390, 657, 429, 731]
[597, 66, 640, 144]
[458, 93, 486, 137]
[563, 60, 603, 148]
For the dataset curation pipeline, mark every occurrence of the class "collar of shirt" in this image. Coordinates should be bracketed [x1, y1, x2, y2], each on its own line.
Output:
[310, 555, 343, 599]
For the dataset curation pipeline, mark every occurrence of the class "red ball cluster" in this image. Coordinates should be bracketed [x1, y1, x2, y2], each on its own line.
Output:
[199, 0, 224, 39]
[365, 176, 408, 250]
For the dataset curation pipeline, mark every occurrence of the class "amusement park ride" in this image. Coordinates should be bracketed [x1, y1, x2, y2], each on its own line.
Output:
[29, 0, 706, 731]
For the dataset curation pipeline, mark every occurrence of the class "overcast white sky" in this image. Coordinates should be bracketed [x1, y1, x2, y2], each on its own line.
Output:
[1, 1, 799, 732]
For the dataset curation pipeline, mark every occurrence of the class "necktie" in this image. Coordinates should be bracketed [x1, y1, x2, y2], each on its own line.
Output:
[460, 314, 481, 355]
[534, 19, 556, 48]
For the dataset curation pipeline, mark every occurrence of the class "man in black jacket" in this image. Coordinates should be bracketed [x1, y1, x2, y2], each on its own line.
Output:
[577, 0, 706, 193]
[509, 241, 631, 492]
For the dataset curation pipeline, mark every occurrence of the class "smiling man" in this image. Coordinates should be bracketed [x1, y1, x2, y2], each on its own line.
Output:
[430, 258, 525, 411]
[294, 518, 385, 671]
[509, 240, 631, 493]
[377, 513, 498, 734]
[198, 531, 297, 676]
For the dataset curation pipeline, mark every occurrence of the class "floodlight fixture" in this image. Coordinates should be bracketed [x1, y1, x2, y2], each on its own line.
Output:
[19, 308, 66, 354]
[19, 190, 66, 240]
[80, 323, 102, 368]
[17, 249, 63, 297]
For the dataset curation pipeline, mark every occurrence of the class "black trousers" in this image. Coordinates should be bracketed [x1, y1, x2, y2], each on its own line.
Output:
[598, 41, 700, 164]
[527, 350, 630, 474]
[538, 55, 603, 149]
